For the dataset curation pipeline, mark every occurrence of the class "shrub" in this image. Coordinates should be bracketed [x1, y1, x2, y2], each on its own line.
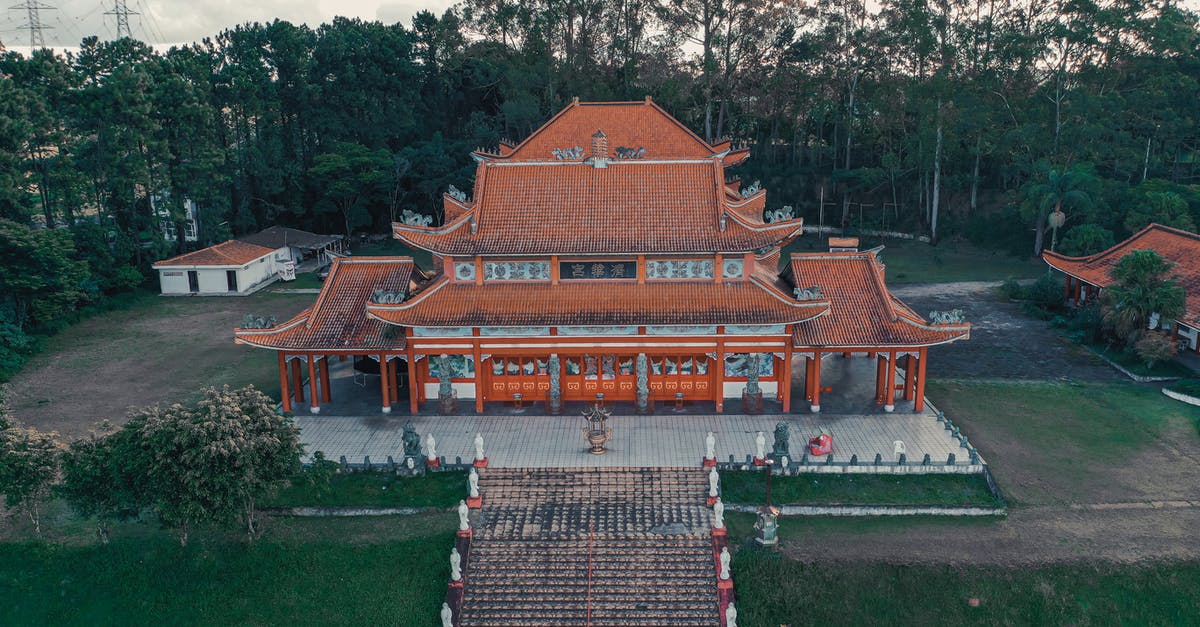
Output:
[1134, 333, 1177, 369]
[1026, 273, 1065, 310]
[1167, 379, 1200, 397]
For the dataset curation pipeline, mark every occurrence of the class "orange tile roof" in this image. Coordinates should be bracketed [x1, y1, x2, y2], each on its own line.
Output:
[787, 252, 970, 349]
[366, 274, 827, 328]
[153, 240, 276, 267]
[234, 258, 414, 351]
[394, 160, 803, 255]
[490, 99, 715, 162]
[1043, 223, 1200, 326]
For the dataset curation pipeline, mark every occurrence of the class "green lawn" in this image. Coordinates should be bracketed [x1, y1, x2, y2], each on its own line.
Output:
[1088, 343, 1196, 379]
[787, 236, 1042, 283]
[273, 271, 323, 290]
[263, 470, 467, 509]
[729, 545, 1200, 626]
[0, 513, 455, 626]
[718, 472, 1002, 508]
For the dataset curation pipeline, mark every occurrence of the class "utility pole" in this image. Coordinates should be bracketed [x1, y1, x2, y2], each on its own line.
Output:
[105, 0, 137, 39]
[8, 1, 54, 50]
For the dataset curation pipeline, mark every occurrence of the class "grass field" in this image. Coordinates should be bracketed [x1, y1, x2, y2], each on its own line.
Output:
[718, 472, 1002, 508]
[1087, 342, 1196, 379]
[0, 513, 454, 626]
[787, 236, 1043, 283]
[728, 543, 1200, 625]
[263, 470, 467, 509]
[927, 380, 1200, 505]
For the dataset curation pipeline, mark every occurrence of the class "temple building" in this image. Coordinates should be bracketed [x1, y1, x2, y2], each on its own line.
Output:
[235, 98, 969, 415]
[1043, 222, 1200, 353]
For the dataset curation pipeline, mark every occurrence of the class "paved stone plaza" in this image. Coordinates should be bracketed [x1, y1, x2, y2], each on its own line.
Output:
[296, 405, 975, 470]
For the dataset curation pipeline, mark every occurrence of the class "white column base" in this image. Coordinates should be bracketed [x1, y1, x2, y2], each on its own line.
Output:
[309, 406, 321, 414]
[883, 404, 895, 413]
[810, 404, 820, 413]
[381, 406, 392, 414]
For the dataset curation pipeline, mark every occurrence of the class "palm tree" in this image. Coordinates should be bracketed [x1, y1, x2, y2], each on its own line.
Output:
[1102, 249, 1186, 348]
[1025, 165, 1096, 256]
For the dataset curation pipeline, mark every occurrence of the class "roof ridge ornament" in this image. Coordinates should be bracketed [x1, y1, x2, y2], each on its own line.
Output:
[765, 206, 794, 223]
[740, 180, 761, 198]
[794, 285, 823, 301]
[241, 314, 277, 329]
[929, 309, 966, 324]
[401, 210, 433, 227]
[372, 289, 406, 304]
[552, 146, 584, 160]
[447, 185, 468, 203]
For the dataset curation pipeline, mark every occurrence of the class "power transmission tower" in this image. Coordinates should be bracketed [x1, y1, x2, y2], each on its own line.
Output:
[8, 0, 54, 50]
[104, 0, 137, 39]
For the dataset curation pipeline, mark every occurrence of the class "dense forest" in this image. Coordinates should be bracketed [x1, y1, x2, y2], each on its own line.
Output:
[0, 0, 1198, 376]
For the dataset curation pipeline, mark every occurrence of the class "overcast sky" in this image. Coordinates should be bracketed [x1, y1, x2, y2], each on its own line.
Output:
[1, 0, 457, 51]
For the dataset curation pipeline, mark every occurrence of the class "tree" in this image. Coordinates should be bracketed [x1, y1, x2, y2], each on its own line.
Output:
[1124, 190, 1195, 234]
[128, 386, 300, 545]
[307, 142, 393, 236]
[1058, 223, 1114, 257]
[0, 419, 62, 536]
[1023, 165, 1097, 256]
[1102, 249, 1186, 349]
[58, 427, 142, 543]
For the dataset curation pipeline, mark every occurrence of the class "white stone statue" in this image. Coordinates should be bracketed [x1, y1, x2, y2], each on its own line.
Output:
[705, 431, 716, 460]
[457, 500, 470, 531]
[708, 467, 719, 498]
[894, 440, 906, 457]
[449, 547, 462, 581]
[713, 498, 725, 529]
[755, 431, 766, 460]
[719, 547, 731, 581]
[440, 602, 453, 627]
[426, 433, 438, 461]
[780, 455, 789, 470]
[468, 467, 480, 498]
[474, 432, 485, 461]
[405, 457, 415, 470]
[725, 602, 738, 627]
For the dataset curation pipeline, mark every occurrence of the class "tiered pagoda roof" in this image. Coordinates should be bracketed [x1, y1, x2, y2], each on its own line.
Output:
[1043, 223, 1200, 327]
[786, 252, 970, 349]
[393, 98, 797, 256]
[365, 274, 827, 328]
[234, 257, 416, 351]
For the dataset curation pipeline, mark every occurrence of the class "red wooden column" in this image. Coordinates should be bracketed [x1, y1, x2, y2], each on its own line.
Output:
[278, 352, 292, 413]
[319, 357, 331, 404]
[781, 335, 794, 413]
[307, 355, 320, 413]
[389, 358, 400, 408]
[810, 351, 822, 412]
[803, 356, 813, 401]
[914, 347, 929, 412]
[1064, 275, 1073, 301]
[291, 358, 305, 403]
[473, 331, 484, 414]
[380, 354, 391, 413]
[883, 351, 898, 412]
[874, 354, 887, 404]
[714, 332, 726, 413]
[903, 354, 916, 401]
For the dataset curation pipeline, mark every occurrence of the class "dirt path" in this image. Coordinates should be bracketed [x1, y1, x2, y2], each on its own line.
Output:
[781, 505, 1200, 566]
[891, 282, 1121, 383]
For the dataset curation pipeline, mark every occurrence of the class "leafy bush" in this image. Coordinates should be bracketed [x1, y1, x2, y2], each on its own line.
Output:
[1135, 333, 1177, 369]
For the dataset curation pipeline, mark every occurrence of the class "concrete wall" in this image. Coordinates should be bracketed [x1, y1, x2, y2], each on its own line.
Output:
[156, 253, 278, 295]
[424, 382, 477, 399]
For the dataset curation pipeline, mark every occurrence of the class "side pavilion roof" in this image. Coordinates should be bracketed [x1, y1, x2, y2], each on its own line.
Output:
[786, 252, 970, 349]
[234, 257, 415, 352]
[152, 240, 275, 268]
[1043, 223, 1200, 327]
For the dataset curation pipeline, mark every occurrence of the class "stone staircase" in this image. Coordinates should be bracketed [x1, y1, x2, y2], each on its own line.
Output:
[457, 467, 720, 627]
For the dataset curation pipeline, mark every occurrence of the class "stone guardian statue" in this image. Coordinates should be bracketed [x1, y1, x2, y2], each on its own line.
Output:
[457, 500, 470, 531]
[754, 431, 766, 461]
[725, 602, 738, 627]
[440, 603, 453, 627]
[705, 431, 716, 460]
[474, 433, 485, 462]
[708, 467, 719, 498]
[468, 468, 480, 499]
[450, 547, 462, 581]
[426, 433, 438, 462]
[719, 547, 731, 580]
[713, 498, 725, 529]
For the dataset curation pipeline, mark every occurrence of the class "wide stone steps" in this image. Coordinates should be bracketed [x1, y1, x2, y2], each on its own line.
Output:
[458, 467, 719, 627]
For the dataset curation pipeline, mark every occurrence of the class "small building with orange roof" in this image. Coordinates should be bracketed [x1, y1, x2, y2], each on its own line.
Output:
[1043, 223, 1200, 353]
[153, 239, 280, 295]
[235, 98, 969, 415]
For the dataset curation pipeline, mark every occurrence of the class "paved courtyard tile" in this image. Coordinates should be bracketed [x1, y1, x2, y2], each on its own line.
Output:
[296, 404, 975, 470]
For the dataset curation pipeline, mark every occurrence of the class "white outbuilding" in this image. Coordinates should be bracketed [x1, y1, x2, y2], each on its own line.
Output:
[152, 240, 280, 295]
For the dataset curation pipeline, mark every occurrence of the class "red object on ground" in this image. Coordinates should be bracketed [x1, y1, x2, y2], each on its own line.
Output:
[808, 433, 833, 456]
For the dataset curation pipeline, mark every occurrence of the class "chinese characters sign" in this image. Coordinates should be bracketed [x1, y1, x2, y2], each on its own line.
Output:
[560, 261, 638, 280]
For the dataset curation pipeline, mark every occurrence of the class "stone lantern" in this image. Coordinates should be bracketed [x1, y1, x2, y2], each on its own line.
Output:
[754, 504, 780, 546]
